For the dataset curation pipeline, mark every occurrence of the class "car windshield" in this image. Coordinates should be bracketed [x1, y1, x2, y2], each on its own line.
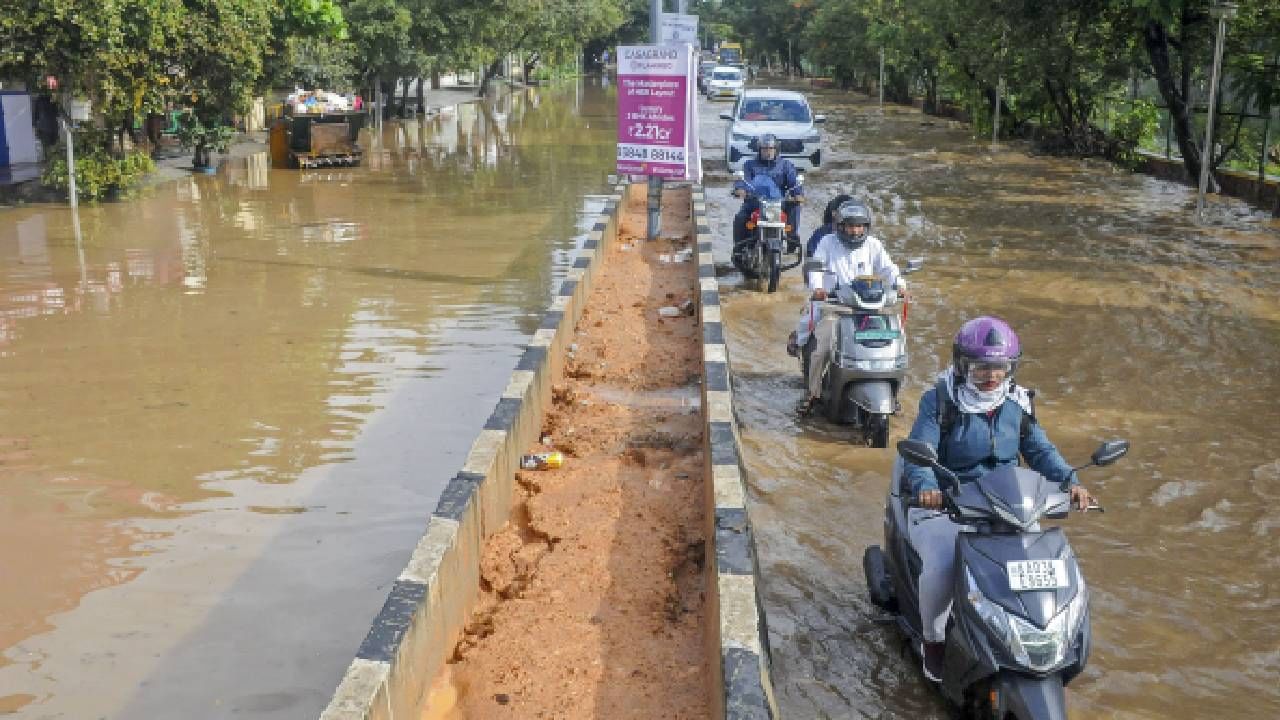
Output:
[738, 98, 811, 122]
[713, 70, 741, 81]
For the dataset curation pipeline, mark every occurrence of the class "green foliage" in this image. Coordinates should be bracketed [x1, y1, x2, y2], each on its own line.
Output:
[1112, 99, 1160, 146]
[43, 141, 156, 202]
[175, 114, 235, 154]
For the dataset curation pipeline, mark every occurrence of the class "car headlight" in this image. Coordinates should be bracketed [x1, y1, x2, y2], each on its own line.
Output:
[732, 133, 751, 142]
[965, 569, 1086, 673]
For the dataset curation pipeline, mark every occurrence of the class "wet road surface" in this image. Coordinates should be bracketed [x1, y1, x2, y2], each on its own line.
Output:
[0, 81, 617, 718]
[700, 85, 1280, 718]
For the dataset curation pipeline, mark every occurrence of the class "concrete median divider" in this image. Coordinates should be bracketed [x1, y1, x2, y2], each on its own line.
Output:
[319, 186, 623, 720]
[320, 181, 779, 719]
[691, 186, 780, 719]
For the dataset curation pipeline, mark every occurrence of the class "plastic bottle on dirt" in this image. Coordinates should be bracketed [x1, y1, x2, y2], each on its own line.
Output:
[520, 451, 564, 471]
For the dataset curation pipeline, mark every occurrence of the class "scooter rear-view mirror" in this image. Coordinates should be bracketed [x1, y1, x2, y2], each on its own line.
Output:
[814, 114, 827, 124]
[1090, 439, 1129, 467]
[905, 257, 924, 274]
[897, 439, 938, 467]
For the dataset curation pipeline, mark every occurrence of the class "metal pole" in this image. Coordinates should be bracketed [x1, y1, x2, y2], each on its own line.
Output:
[1165, 108, 1172, 159]
[647, 0, 663, 241]
[1197, 9, 1230, 220]
[60, 117, 87, 289]
[993, 76, 1003, 144]
[1260, 109, 1272, 187]
[879, 47, 885, 106]
[677, 0, 687, 13]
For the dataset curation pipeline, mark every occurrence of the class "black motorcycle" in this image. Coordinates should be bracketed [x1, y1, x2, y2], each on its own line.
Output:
[864, 438, 1126, 719]
[731, 172, 804, 293]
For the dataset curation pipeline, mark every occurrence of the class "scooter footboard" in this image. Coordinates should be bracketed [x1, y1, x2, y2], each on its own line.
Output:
[995, 671, 1067, 720]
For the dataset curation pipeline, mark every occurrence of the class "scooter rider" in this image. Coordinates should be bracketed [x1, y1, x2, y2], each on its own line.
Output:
[794, 201, 904, 414]
[732, 133, 805, 255]
[903, 316, 1094, 682]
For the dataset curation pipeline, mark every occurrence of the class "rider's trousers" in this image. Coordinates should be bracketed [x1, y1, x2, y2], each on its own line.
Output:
[908, 508, 964, 643]
[807, 310, 836, 399]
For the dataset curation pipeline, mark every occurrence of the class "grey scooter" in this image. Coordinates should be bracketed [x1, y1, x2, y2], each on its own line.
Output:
[798, 259, 923, 447]
[864, 438, 1127, 719]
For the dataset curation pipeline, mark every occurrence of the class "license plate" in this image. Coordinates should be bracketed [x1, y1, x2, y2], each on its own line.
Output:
[854, 329, 901, 341]
[1006, 559, 1069, 591]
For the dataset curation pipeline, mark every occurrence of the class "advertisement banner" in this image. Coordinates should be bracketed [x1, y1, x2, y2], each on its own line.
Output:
[616, 45, 691, 179]
[658, 13, 699, 46]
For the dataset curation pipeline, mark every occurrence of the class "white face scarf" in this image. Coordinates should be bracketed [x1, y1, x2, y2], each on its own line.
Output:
[941, 367, 1009, 414]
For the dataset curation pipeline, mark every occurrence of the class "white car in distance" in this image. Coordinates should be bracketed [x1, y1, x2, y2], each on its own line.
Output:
[705, 66, 745, 100]
[721, 89, 826, 172]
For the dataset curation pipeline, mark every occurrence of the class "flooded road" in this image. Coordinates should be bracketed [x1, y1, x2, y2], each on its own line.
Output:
[0, 81, 617, 718]
[699, 87, 1280, 718]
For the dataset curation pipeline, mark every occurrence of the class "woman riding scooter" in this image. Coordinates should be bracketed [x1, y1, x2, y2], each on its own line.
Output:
[903, 316, 1095, 682]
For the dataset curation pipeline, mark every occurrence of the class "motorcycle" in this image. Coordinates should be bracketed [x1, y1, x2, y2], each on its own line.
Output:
[863, 437, 1127, 719]
[731, 171, 804, 293]
[798, 263, 922, 447]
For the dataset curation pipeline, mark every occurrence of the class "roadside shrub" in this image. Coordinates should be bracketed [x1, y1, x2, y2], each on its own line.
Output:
[42, 145, 156, 201]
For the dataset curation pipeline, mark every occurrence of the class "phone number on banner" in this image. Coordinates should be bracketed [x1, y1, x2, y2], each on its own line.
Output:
[616, 143, 686, 163]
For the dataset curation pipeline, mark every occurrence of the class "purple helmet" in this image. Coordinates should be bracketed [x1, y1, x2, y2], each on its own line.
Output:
[952, 316, 1021, 378]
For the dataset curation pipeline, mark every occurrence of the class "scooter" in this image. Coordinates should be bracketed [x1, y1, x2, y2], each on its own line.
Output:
[798, 262, 922, 447]
[731, 171, 803, 293]
[863, 438, 1127, 719]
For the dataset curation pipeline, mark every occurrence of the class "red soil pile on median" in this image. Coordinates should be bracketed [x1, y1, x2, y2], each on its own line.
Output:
[431, 186, 710, 718]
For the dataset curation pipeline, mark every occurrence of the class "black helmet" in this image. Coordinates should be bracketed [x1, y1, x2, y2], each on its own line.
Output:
[756, 133, 779, 161]
[833, 201, 872, 249]
[823, 194, 854, 225]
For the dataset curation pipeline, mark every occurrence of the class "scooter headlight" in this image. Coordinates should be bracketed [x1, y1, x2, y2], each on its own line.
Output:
[965, 570, 1083, 673]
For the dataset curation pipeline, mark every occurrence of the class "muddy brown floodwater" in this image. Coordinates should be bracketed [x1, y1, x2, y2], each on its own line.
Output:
[0, 81, 618, 719]
[700, 86, 1279, 718]
[432, 186, 710, 719]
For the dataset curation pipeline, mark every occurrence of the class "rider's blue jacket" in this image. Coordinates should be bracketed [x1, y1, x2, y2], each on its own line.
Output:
[734, 157, 804, 198]
[904, 386, 1076, 495]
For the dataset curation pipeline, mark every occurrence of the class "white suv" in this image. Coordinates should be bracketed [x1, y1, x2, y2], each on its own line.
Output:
[721, 89, 826, 172]
[705, 66, 745, 100]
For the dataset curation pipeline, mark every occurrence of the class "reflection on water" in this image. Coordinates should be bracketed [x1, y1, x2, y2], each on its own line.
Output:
[0, 81, 616, 718]
[700, 89, 1280, 718]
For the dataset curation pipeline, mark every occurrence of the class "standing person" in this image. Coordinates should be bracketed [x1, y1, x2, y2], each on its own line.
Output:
[793, 201, 904, 414]
[901, 316, 1092, 681]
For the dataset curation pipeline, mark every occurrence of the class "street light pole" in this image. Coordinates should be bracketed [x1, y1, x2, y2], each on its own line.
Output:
[1197, 2, 1237, 221]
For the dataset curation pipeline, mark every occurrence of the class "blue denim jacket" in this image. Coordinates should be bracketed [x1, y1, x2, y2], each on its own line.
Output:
[904, 387, 1076, 494]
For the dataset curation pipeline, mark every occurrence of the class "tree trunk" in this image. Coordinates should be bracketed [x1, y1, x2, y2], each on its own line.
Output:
[1144, 18, 1203, 183]
[479, 56, 504, 97]
[431, 69, 441, 90]
[523, 53, 540, 85]
[416, 76, 425, 116]
[398, 76, 409, 117]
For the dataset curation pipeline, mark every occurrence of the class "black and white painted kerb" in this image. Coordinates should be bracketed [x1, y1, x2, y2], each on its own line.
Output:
[692, 186, 780, 719]
[320, 192, 623, 720]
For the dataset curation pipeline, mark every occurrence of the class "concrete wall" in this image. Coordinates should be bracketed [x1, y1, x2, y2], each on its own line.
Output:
[319, 186, 624, 720]
[691, 187, 780, 719]
[1137, 151, 1280, 217]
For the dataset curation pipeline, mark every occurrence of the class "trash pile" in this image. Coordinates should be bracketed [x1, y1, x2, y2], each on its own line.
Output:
[286, 89, 358, 115]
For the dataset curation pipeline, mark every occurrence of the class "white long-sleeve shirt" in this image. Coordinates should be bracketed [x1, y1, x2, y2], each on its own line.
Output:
[806, 233, 902, 292]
